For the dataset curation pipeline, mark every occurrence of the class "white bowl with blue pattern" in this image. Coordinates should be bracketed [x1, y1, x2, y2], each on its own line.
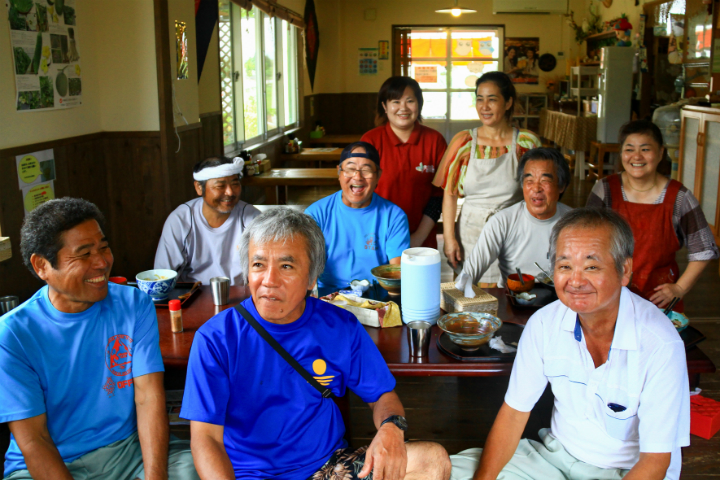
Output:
[136, 269, 178, 301]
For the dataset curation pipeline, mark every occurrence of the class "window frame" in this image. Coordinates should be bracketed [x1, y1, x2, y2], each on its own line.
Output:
[221, 3, 300, 154]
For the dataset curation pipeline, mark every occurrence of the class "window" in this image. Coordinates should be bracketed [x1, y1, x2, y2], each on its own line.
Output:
[219, 1, 300, 151]
[394, 26, 504, 139]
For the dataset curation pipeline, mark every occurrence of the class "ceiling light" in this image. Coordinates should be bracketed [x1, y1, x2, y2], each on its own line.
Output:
[436, 0, 477, 16]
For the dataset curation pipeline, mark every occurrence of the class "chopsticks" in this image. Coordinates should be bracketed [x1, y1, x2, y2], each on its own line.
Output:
[663, 297, 680, 316]
[178, 281, 201, 300]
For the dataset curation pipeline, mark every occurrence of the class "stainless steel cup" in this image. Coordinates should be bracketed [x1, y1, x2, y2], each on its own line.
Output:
[0, 296, 20, 315]
[407, 321, 432, 357]
[210, 277, 230, 306]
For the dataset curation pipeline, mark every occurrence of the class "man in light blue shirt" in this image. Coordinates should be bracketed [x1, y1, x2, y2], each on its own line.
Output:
[305, 142, 410, 291]
[0, 198, 198, 480]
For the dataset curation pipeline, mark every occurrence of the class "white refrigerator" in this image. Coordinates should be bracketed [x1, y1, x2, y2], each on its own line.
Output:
[597, 47, 635, 143]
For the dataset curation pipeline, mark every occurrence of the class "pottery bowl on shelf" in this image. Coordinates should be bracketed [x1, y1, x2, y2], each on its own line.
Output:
[437, 312, 503, 351]
[506, 273, 535, 293]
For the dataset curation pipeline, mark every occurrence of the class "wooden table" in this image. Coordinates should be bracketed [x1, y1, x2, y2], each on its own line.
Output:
[157, 286, 715, 386]
[241, 168, 338, 204]
[281, 148, 342, 168]
[307, 134, 361, 147]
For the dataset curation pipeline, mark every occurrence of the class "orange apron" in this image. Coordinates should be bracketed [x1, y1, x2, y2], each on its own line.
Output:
[609, 175, 684, 312]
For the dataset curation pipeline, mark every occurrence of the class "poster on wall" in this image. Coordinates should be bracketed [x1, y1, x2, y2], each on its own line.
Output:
[504, 38, 539, 84]
[359, 48, 378, 75]
[16, 148, 55, 189]
[5, 0, 82, 112]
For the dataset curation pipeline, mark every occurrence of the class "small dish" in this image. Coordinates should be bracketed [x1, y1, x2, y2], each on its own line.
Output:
[664, 309, 689, 332]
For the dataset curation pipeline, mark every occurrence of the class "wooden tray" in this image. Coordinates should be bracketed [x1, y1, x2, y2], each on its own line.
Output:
[505, 284, 557, 309]
[436, 323, 524, 362]
[129, 282, 201, 308]
[681, 325, 706, 350]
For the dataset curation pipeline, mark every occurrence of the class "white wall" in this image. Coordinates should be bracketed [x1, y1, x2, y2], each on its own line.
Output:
[0, 0, 160, 150]
[304, 0, 586, 96]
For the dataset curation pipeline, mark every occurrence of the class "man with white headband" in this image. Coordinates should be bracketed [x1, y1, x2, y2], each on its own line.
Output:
[155, 156, 260, 285]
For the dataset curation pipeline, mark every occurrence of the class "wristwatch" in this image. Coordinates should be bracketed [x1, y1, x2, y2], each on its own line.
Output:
[380, 415, 408, 432]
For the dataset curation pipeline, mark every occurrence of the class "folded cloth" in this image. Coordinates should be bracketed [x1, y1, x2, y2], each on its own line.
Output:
[331, 294, 402, 328]
[489, 336, 517, 353]
[454, 271, 477, 299]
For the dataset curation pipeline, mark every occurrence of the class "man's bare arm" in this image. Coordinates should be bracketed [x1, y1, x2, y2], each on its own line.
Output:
[134, 372, 169, 480]
[8, 413, 73, 480]
[622, 452, 671, 480]
[359, 390, 407, 480]
[473, 402, 530, 480]
[190, 421, 235, 480]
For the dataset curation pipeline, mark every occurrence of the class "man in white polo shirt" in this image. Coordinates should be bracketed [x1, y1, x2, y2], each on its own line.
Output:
[155, 156, 260, 285]
[450, 208, 690, 480]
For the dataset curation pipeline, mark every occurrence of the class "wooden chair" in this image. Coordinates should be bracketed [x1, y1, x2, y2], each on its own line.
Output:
[587, 141, 620, 180]
[563, 153, 576, 176]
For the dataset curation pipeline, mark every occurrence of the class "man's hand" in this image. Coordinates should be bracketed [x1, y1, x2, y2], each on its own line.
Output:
[358, 423, 407, 480]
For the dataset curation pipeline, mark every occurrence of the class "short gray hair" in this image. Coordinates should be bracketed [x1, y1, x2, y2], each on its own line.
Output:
[516, 148, 570, 200]
[239, 207, 326, 287]
[548, 207, 634, 275]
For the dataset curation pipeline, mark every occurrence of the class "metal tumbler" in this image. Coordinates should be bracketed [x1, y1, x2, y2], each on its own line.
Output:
[407, 320, 432, 357]
[210, 277, 230, 306]
[0, 296, 20, 315]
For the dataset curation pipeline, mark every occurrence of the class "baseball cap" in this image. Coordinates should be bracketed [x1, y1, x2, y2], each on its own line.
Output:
[340, 141, 381, 167]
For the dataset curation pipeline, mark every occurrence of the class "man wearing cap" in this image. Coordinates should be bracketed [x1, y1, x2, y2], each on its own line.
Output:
[305, 142, 410, 292]
[155, 156, 260, 285]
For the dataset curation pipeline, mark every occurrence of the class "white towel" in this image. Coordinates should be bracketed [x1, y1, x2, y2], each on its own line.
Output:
[489, 336, 517, 353]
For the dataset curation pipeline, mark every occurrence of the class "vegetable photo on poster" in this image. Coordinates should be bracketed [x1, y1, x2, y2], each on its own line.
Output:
[504, 38, 540, 84]
[5, 0, 82, 111]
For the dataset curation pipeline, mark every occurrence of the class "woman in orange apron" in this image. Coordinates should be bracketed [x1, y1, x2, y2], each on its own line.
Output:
[586, 120, 719, 312]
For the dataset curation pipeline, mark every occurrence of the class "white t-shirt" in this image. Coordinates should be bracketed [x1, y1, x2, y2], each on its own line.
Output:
[154, 197, 260, 285]
[461, 201, 572, 287]
[506, 288, 690, 478]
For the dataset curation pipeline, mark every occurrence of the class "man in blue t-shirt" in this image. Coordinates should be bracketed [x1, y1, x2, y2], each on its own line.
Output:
[0, 198, 198, 480]
[305, 141, 410, 291]
[181, 208, 450, 480]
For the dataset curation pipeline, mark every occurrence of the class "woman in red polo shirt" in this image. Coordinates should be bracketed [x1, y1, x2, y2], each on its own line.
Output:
[361, 77, 448, 249]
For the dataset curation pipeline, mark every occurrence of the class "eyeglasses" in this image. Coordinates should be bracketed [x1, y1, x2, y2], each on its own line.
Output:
[340, 167, 377, 178]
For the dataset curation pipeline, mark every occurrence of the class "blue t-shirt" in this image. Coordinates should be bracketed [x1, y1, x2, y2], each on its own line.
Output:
[306, 191, 410, 289]
[180, 296, 396, 480]
[0, 283, 164, 476]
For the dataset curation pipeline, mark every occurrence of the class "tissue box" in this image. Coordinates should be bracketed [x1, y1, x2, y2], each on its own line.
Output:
[0, 237, 11, 262]
[440, 282, 498, 315]
[691, 395, 720, 439]
[260, 159, 271, 173]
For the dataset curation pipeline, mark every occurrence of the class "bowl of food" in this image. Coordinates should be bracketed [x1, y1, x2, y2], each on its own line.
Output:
[437, 312, 503, 351]
[371, 264, 401, 295]
[136, 269, 178, 301]
[506, 273, 534, 293]
[664, 309, 689, 332]
[513, 291, 537, 305]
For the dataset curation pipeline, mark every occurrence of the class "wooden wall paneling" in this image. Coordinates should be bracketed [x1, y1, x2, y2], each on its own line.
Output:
[200, 112, 224, 159]
[103, 135, 165, 279]
[302, 93, 377, 138]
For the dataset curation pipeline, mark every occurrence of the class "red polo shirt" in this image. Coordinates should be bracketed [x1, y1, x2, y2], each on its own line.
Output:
[361, 122, 447, 249]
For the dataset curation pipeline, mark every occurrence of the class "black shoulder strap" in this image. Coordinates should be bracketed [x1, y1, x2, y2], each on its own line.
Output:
[234, 304, 335, 398]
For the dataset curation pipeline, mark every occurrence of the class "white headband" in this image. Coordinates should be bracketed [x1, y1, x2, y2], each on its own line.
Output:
[193, 157, 244, 181]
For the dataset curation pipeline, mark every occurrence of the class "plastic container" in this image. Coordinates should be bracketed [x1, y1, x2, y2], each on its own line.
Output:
[690, 395, 720, 439]
[400, 248, 441, 325]
[169, 299, 183, 333]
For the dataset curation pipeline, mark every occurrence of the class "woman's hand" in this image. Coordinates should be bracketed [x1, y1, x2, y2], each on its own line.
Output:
[444, 237, 463, 270]
[649, 283, 686, 308]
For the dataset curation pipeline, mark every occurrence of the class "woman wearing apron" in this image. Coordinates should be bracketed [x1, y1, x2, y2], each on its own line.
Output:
[434, 72, 541, 285]
[586, 120, 719, 312]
